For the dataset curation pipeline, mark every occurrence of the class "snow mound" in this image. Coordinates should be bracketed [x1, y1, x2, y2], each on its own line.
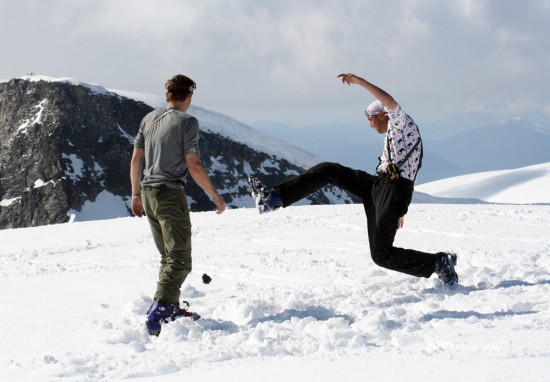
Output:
[416, 162, 550, 204]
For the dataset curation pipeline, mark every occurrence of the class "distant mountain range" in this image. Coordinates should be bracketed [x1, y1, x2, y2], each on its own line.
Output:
[252, 112, 550, 184]
[421, 118, 550, 183]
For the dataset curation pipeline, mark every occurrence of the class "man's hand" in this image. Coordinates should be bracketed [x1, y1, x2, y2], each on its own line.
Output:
[337, 73, 398, 110]
[397, 216, 405, 229]
[337, 73, 362, 85]
[186, 153, 227, 215]
[212, 194, 226, 214]
[131, 197, 144, 218]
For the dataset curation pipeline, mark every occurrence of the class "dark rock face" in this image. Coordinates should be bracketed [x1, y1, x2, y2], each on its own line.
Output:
[0, 79, 151, 228]
[0, 79, 356, 229]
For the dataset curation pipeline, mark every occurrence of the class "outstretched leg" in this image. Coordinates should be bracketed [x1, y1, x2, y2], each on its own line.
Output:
[276, 162, 373, 207]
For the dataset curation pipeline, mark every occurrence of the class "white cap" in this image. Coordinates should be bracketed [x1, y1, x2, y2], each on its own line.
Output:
[365, 100, 386, 117]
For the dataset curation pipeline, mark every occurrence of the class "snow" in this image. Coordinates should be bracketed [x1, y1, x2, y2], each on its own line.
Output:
[117, 124, 134, 144]
[3, 75, 550, 381]
[416, 162, 550, 205]
[20, 75, 113, 96]
[33, 179, 57, 189]
[16, 98, 47, 134]
[1, 203, 550, 381]
[209, 156, 229, 173]
[0, 196, 21, 207]
[62, 153, 85, 180]
[187, 105, 321, 169]
[68, 191, 130, 222]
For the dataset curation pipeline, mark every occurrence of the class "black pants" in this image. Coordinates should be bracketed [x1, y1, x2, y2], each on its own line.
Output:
[276, 162, 436, 278]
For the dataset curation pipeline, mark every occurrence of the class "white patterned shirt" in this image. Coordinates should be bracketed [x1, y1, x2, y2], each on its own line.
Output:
[376, 104, 423, 182]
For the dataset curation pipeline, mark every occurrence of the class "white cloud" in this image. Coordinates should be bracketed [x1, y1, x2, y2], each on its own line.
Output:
[1, 0, 549, 125]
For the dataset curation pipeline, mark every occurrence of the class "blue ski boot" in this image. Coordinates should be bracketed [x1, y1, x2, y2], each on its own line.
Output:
[248, 176, 283, 214]
[146, 300, 178, 336]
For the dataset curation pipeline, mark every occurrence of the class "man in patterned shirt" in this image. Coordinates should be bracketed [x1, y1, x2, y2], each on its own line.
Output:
[248, 73, 458, 285]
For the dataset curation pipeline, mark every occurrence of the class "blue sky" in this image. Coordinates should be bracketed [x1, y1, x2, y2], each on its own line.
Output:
[1, 0, 549, 127]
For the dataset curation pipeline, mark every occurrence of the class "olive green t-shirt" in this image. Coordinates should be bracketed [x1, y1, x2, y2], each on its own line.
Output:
[134, 108, 200, 189]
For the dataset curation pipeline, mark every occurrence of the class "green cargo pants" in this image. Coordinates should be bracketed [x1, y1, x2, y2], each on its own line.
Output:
[142, 185, 192, 305]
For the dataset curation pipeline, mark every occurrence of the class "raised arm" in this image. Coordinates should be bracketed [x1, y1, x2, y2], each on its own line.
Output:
[337, 73, 398, 110]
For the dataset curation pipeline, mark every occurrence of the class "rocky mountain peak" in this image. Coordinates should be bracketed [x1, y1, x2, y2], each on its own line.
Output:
[0, 78, 356, 229]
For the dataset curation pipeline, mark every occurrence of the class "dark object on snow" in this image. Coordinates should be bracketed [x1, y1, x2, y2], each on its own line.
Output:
[202, 273, 212, 284]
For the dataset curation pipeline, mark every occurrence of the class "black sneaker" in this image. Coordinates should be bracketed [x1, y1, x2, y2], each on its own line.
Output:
[146, 299, 178, 336]
[435, 252, 458, 286]
[248, 176, 283, 214]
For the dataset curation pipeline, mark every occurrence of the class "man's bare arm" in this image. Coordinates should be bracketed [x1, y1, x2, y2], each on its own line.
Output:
[337, 73, 398, 110]
[130, 147, 145, 217]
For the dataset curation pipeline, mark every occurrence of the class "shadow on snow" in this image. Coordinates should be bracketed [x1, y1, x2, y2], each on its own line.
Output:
[248, 306, 355, 326]
[420, 309, 537, 322]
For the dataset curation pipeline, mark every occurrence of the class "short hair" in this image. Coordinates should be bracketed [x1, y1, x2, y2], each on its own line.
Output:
[165, 74, 196, 102]
[366, 100, 386, 117]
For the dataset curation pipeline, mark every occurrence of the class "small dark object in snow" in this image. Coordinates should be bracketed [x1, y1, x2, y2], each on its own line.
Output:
[202, 273, 212, 284]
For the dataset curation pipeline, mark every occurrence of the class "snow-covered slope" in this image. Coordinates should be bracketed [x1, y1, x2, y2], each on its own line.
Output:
[1, 204, 549, 381]
[416, 162, 550, 204]
[20, 75, 114, 96]
[110, 88, 321, 169]
[9, 75, 322, 169]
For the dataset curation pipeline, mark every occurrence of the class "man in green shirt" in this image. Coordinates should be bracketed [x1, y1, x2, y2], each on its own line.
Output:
[130, 74, 226, 336]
